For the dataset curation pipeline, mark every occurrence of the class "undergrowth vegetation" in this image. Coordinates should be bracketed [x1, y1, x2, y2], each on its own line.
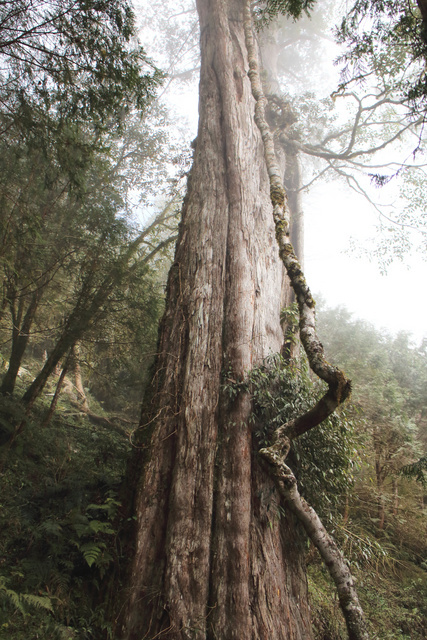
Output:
[223, 323, 427, 640]
[0, 304, 426, 638]
[0, 391, 131, 639]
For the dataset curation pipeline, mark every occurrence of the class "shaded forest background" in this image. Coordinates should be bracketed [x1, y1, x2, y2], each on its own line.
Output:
[0, 0, 426, 638]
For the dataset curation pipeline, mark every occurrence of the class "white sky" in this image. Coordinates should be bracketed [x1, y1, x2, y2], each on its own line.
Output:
[304, 183, 427, 344]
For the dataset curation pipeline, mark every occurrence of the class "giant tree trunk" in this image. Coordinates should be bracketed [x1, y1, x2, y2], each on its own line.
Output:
[121, 1, 313, 638]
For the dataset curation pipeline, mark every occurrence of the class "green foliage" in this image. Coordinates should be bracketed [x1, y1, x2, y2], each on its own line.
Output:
[358, 572, 427, 640]
[234, 305, 427, 637]
[337, 0, 427, 114]
[224, 352, 357, 518]
[293, 409, 358, 519]
[308, 560, 427, 640]
[255, 0, 317, 24]
[0, 395, 131, 638]
[0, 89, 177, 413]
[82, 274, 164, 416]
[307, 563, 347, 640]
[306, 302, 427, 637]
[0, 576, 53, 615]
[400, 455, 427, 486]
[280, 302, 300, 351]
[317, 303, 426, 479]
[0, 0, 162, 131]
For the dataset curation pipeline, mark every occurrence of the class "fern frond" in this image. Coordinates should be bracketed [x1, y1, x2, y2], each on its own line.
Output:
[88, 519, 114, 534]
[20, 593, 53, 612]
[0, 576, 53, 614]
[38, 519, 63, 537]
[0, 584, 24, 612]
[79, 542, 103, 567]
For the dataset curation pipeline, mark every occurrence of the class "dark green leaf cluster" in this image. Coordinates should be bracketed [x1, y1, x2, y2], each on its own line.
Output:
[337, 0, 427, 114]
[401, 455, 427, 485]
[0, 0, 162, 131]
[255, 0, 317, 24]
[0, 397, 130, 637]
[242, 353, 357, 517]
[0, 575, 53, 615]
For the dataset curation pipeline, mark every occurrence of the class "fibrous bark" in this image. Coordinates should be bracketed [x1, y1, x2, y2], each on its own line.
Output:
[120, 1, 312, 638]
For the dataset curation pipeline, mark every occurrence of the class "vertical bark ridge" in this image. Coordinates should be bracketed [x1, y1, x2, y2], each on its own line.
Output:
[122, 0, 313, 638]
[124, 121, 229, 636]
[206, 2, 270, 635]
[249, 463, 313, 639]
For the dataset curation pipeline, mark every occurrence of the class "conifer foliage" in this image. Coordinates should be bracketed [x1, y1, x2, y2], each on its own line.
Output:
[0, 0, 161, 128]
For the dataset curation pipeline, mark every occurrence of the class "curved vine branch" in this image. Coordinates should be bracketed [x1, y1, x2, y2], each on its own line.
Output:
[243, 1, 351, 445]
[265, 452, 370, 640]
[243, 4, 368, 640]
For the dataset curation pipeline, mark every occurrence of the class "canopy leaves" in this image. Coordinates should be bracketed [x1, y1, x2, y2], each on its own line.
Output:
[0, 0, 162, 132]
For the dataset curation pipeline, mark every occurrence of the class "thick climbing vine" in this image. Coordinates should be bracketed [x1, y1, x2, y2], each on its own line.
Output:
[243, 3, 369, 640]
[224, 353, 357, 517]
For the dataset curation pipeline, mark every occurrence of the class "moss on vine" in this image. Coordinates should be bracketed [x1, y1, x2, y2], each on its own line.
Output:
[223, 353, 357, 519]
[270, 186, 286, 206]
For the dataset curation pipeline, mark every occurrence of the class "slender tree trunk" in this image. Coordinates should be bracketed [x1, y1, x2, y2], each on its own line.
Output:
[121, 1, 312, 638]
[22, 331, 79, 408]
[392, 477, 398, 516]
[72, 343, 90, 411]
[41, 354, 71, 428]
[20, 225, 168, 411]
[378, 496, 385, 530]
[375, 460, 385, 530]
[21, 277, 113, 407]
[0, 291, 7, 325]
[0, 291, 39, 395]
